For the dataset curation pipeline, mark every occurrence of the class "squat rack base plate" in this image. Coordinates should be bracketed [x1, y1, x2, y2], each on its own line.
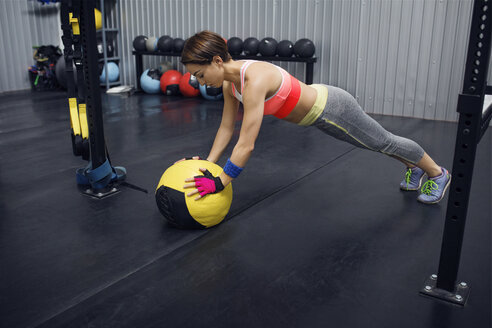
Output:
[419, 274, 470, 306]
[82, 187, 120, 199]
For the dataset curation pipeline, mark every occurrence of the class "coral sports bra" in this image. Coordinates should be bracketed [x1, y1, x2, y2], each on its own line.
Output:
[231, 60, 301, 119]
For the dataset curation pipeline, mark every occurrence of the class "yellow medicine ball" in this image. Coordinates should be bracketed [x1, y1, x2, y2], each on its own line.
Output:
[68, 9, 102, 32]
[155, 160, 233, 229]
[94, 9, 102, 30]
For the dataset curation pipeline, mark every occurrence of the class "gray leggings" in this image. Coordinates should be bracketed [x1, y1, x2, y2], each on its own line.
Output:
[312, 85, 425, 165]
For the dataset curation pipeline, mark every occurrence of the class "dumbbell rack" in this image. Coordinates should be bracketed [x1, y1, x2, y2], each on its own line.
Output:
[132, 51, 317, 91]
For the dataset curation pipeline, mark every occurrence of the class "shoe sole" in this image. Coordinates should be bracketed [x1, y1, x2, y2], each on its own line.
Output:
[400, 174, 427, 191]
[417, 174, 452, 204]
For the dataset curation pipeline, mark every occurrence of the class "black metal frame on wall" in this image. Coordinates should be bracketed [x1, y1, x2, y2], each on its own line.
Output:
[420, 0, 491, 306]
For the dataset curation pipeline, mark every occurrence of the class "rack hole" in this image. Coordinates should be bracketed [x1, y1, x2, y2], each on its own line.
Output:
[460, 159, 466, 164]
[478, 42, 483, 48]
[478, 33, 484, 39]
[465, 120, 472, 126]
[458, 173, 464, 178]
[480, 24, 486, 30]
[451, 216, 459, 221]
[472, 77, 478, 82]
[473, 68, 479, 74]
[456, 187, 462, 193]
[462, 143, 468, 149]
[476, 50, 481, 57]
[475, 59, 481, 66]
[484, 5, 489, 12]
[482, 14, 487, 21]
[454, 202, 461, 207]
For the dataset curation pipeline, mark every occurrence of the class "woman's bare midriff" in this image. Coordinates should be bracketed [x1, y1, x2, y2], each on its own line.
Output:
[282, 82, 318, 124]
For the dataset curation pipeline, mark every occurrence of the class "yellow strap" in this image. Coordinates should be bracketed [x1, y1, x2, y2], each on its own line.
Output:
[69, 98, 81, 135]
[78, 103, 89, 139]
[69, 13, 80, 35]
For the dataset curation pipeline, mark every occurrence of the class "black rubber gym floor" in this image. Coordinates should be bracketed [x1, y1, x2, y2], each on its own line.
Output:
[0, 90, 490, 328]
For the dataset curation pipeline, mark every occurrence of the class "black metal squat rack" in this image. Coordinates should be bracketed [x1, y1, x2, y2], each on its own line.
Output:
[419, 0, 491, 306]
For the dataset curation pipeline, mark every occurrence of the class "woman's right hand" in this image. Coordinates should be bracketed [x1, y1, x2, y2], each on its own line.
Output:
[174, 156, 202, 165]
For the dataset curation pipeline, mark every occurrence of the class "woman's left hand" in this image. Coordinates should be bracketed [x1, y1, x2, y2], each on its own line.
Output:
[184, 168, 224, 200]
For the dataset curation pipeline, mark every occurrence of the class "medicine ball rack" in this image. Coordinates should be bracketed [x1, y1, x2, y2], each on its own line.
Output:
[419, 0, 491, 306]
[132, 51, 317, 91]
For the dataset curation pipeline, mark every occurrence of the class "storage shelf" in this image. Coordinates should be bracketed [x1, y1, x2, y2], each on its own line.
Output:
[99, 57, 120, 62]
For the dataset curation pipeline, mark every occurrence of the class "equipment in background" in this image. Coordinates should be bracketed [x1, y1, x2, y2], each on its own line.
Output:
[133, 35, 148, 51]
[173, 38, 185, 54]
[99, 62, 119, 83]
[59, 0, 127, 197]
[199, 84, 223, 100]
[294, 38, 315, 58]
[155, 160, 233, 229]
[29, 45, 62, 90]
[55, 56, 77, 89]
[97, 36, 115, 58]
[157, 35, 173, 52]
[140, 69, 162, 94]
[93, 8, 102, 30]
[258, 37, 278, 56]
[227, 37, 243, 55]
[145, 36, 158, 52]
[277, 40, 294, 57]
[160, 70, 183, 95]
[243, 37, 260, 55]
[158, 61, 174, 74]
[179, 72, 200, 97]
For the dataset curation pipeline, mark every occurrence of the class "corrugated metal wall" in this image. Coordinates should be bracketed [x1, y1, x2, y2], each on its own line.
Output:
[0, 0, 61, 93]
[1, 0, 491, 124]
[118, 0, 487, 122]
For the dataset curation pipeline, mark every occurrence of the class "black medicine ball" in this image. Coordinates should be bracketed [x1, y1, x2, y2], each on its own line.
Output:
[277, 40, 294, 57]
[243, 37, 260, 56]
[205, 86, 222, 97]
[294, 38, 315, 58]
[147, 69, 162, 80]
[173, 38, 185, 54]
[258, 37, 278, 57]
[133, 35, 148, 51]
[157, 35, 173, 52]
[227, 37, 243, 55]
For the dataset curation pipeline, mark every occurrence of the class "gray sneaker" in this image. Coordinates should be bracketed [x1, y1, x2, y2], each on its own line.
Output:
[417, 167, 452, 204]
[400, 167, 426, 191]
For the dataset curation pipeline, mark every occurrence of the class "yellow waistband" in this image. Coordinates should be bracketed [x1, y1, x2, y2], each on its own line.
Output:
[297, 84, 328, 126]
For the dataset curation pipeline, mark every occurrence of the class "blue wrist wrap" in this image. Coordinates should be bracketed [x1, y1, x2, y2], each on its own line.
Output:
[224, 158, 243, 178]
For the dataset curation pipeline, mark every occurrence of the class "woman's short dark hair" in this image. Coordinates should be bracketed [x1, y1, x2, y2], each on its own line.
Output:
[181, 30, 232, 65]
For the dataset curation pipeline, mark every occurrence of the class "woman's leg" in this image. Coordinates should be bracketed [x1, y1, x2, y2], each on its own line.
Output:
[312, 85, 450, 203]
[391, 153, 442, 178]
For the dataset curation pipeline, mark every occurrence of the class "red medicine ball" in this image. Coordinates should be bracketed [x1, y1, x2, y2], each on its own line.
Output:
[179, 72, 200, 97]
[160, 70, 183, 95]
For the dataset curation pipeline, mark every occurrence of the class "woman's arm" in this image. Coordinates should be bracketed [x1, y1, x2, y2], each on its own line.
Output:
[184, 70, 269, 200]
[206, 81, 239, 163]
[219, 77, 267, 186]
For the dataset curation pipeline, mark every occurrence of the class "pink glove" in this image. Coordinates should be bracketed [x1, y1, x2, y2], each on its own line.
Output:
[194, 169, 224, 197]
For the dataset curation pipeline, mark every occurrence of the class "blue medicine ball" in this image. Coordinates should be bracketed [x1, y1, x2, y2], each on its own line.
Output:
[140, 69, 162, 94]
[99, 62, 119, 83]
[199, 84, 223, 100]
